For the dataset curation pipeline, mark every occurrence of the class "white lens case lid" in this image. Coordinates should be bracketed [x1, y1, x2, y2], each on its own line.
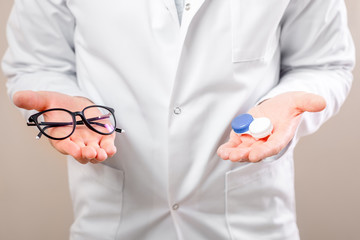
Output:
[248, 117, 273, 139]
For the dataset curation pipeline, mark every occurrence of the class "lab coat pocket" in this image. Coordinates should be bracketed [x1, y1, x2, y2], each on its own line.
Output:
[68, 159, 124, 240]
[225, 153, 299, 240]
[230, 0, 290, 62]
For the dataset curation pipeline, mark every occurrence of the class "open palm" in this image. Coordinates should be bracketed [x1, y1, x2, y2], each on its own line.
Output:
[14, 90, 117, 164]
[217, 92, 326, 162]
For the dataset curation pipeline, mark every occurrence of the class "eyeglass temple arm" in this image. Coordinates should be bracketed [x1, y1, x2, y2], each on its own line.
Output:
[30, 115, 110, 126]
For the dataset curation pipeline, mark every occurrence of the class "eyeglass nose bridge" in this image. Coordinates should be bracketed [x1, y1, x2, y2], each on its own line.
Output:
[73, 111, 91, 125]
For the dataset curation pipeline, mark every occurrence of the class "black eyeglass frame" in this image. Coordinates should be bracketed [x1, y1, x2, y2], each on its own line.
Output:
[27, 105, 123, 140]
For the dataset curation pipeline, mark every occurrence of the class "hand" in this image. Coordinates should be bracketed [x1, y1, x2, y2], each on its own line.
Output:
[13, 90, 117, 164]
[217, 92, 326, 162]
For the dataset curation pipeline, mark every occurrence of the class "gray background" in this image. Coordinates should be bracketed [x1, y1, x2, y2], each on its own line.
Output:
[0, 0, 359, 239]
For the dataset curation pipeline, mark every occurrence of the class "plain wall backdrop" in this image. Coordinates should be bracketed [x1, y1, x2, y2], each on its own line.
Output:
[0, 1, 359, 239]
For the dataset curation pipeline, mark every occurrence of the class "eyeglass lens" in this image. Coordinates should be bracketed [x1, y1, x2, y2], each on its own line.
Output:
[83, 106, 116, 134]
[37, 109, 75, 139]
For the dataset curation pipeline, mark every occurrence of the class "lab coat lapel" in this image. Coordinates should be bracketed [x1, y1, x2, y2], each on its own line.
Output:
[162, 0, 180, 25]
[180, 0, 206, 34]
[165, 0, 208, 118]
[169, 0, 208, 100]
[162, 0, 207, 28]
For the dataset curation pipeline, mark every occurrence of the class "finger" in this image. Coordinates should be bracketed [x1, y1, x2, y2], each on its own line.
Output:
[228, 147, 252, 162]
[95, 148, 108, 162]
[248, 130, 290, 162]
[70, 136, 86, 148]
[99, 135, 117, 158]
[84, 141, 109, 162]
[67, 137, 94, 164]
[229, 130, 243, 143]
[217, 140, 238, 155]
[218, 138, 244, 160]
[85, 149, 108, 164]
[87, 141, 108, 162]
[238, 135, 257, 146]
[50, 139, 82, 160]
[77, 158, 90, 164]
[13, 90, 50, 111]
[90, 159, 99, 164]
[217, 133, 258, 159]
[81, 145, 98, 160]
[226, 136, 264, 162]
[295, 92, 326, 113]
[51, 139, 90, 164]
[217, 130, 245, 157]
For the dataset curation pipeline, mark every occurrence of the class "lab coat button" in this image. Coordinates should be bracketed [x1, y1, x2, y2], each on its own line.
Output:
[185, 3, 191, 11]
[172, 204, 179, 210]
[174, 107, 182, 115]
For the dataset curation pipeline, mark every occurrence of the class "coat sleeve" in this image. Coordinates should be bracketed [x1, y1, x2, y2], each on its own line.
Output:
[259, 0, 355, 138]
[2, 0, 91, 110]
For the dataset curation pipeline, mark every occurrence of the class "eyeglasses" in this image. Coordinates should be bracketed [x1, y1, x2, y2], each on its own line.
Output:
[27, 105, 124, 140]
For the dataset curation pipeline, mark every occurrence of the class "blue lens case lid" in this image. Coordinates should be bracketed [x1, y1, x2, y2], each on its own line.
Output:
[231, 113, 254, 134]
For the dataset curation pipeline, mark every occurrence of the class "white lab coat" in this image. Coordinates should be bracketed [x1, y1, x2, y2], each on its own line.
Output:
[2, 0, 355, 239]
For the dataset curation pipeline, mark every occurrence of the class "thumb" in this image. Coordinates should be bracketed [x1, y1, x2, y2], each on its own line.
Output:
[294, 92, 327, 113]
[13, 90, 50, 111]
